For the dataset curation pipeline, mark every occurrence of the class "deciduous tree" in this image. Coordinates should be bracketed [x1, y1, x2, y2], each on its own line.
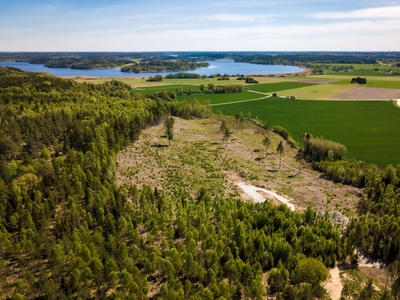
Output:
[293, 258, 329, 287]
[262, 135, 271, 157]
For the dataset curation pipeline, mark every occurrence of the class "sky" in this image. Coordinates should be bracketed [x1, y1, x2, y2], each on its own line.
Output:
[1, 0, 400, 51]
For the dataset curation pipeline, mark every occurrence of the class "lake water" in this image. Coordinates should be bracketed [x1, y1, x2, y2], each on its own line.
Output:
[0, 60, 304, 77]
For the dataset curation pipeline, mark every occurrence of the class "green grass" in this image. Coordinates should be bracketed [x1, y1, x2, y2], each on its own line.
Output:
[178, 91, 264, 105]
[361, 80, 400, 89]
[246, 82, 317, 93]
[215, 98, 400, 167]
[175, 82, 320, 104]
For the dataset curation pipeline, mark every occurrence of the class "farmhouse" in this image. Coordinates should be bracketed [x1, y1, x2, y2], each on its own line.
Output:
[350, 77, 367, 84]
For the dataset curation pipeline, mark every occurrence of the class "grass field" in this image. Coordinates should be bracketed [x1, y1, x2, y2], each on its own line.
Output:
[274, 84, 351, 99]
[178, 92, 265, 104]
[246, 81, 318, 93]
[213, 98, 400, 167]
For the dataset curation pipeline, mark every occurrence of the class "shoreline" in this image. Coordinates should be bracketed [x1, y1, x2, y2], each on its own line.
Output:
[1, 60, 307, 79]
[60, 67, 310, 80]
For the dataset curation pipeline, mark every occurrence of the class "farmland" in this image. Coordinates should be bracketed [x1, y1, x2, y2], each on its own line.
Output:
[324, 63, 398, 77]
[170, 78, 400, 167]
[210, 97, 400, 167]
[178, 92, 265, 104]
[78, 68, 400, 167]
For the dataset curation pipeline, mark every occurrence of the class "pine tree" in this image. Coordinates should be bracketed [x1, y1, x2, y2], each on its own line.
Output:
[277, 141, 284, 169]
[164, 117, 174, 146]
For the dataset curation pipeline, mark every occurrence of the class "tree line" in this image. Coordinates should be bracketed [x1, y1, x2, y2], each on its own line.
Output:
[121, 61, 209, 73]
[298, 130, 400, 296]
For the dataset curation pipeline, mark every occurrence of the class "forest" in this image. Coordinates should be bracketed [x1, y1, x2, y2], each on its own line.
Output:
[1, 66, 400, 299]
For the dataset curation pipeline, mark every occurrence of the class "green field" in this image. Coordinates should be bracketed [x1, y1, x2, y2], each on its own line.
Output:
[246, 82, 317, 93]
[132, 84, 199, 95]
[177, 81, 320, 104]
[324, 63, 396, 77]
[326, 76, 400, 89]
[213, 98, 400, 167]
[173, 80, 400, 166]
[84, 76, 400, 167]
[178, 91, 265, 104]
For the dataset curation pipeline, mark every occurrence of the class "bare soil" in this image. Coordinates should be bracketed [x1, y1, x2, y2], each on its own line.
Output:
[331, 86, 400, 100]
[324, 266, 343, 300]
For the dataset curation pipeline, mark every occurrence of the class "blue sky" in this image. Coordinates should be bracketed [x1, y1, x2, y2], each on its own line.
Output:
[1, 0, 400, 51]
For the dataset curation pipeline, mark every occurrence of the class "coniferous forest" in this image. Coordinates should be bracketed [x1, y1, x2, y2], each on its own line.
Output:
[1, 66, 400, 299]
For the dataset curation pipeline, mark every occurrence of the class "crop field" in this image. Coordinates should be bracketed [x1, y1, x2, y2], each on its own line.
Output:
[178, 91, 265, 104]
[274, 84, 352, 100]
[172, 79, 400, 166]
[332, 87, 400, 100]
[325, 77, 400, 89]
[246, 81, 318, 93]
[213, 98, 400, 167]
[76, 75, 400, 167]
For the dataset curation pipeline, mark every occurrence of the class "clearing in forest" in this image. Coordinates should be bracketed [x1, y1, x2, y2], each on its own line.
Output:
[116, 117, 363, 216]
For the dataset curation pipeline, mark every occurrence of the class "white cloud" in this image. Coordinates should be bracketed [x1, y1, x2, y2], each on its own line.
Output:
[3, 17, 400, 51]
[311, 5, 400, 19]
[206, 14, 276, 23]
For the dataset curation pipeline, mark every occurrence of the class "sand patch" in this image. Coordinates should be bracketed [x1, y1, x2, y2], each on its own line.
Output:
[324, 266, 343, 300]
[237, 182, 296, 211]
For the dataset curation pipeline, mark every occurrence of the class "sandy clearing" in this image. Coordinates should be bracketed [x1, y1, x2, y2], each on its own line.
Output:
[117, 116, 363, 215]
[324, 266, 343, 300]
[237, 182, 296, 211]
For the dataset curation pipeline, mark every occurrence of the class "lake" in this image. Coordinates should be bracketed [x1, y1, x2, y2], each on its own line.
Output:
[0, 60, 304, 77]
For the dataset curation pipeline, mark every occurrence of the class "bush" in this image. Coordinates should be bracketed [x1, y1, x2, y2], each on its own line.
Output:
[146, 75, 163, 82]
